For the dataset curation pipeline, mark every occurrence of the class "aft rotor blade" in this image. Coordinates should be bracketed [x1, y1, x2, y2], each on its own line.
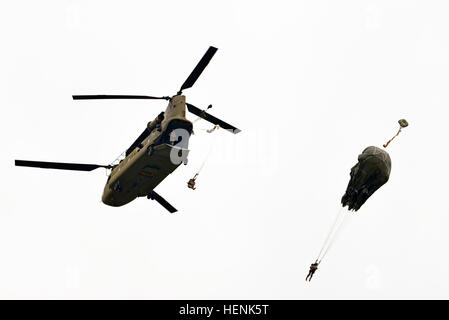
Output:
[179, 46, 218, 93]
[15, 160, 112, 171]
[147, 191, 177, 213]
[186, 103, 241, 134]
[72, 95, 169, 100]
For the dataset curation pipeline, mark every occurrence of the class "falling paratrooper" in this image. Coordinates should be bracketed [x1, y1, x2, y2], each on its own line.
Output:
[306, 119, 409, 281]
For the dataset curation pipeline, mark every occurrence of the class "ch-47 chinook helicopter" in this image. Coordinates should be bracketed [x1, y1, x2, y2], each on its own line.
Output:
[15, 46, 240, 213]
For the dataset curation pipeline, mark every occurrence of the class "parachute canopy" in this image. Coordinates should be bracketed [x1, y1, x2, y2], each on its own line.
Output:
[341, 146, 391, 211]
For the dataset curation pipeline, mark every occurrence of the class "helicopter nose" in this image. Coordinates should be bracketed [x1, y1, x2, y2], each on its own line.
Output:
[101, 188, 117, 206]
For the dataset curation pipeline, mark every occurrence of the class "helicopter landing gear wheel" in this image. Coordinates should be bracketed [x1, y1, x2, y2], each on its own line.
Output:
[183, 158, 188, 165]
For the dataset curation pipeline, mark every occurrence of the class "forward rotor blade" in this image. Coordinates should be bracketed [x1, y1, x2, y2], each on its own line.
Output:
[147, 191, 177, 213]
[15, 160, 112, 171]
[72, 95, 169, 100]
[179, 46, 218, 93]
[186, 103, 241, 134]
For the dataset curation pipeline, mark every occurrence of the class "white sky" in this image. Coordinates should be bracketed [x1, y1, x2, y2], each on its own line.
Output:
[1, 0, 448, 299]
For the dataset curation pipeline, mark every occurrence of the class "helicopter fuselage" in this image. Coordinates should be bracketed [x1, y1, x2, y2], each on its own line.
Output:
[102, 95, 192, 207]
[15, 46, 240, 212]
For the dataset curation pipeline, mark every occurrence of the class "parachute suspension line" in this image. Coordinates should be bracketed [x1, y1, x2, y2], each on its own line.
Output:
[317, 208, 348, 263]
[317, 208, 344, 261]
[319, 212, 348, 262]
[187, 125, 219, 190]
